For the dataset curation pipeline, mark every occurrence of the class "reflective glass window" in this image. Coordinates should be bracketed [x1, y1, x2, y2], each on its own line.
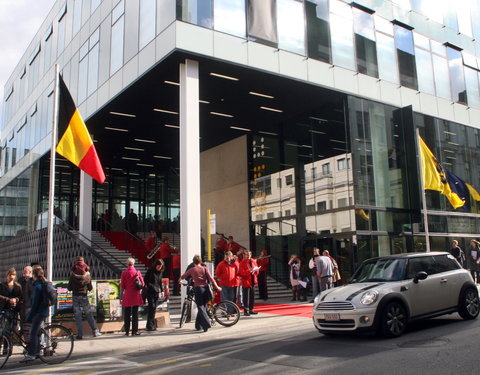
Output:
[330, 12, 355, 70]
[415, 47, 435, 95]
[391, 0, 411, 10]
[443, 8, 458, 31]
[465, 67, 480, 109]
[306, 0, 330, 63]
[457, 6, 473, 37]
[87, 42, 99, 96]
[78, 42, 88, 103]
[277, 0, 305, 55]
[72, 0, 82, 36]
[139, 0, 156, 49]
[57, 10, 66, 57]
[411, 0, 443, 23]
[447, 47, 467, 105]
[394, 25, 417, 89]
[110, 4, 125, 76]
[91, 0, 101, 13]
[353, 8, 377, 77]
[376, 32, 399, 83]
[177, 0, 212, 28]
[214, 0, 246, 38]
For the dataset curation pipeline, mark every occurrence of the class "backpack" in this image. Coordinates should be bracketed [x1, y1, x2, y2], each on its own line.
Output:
[42, 281, 57, 308]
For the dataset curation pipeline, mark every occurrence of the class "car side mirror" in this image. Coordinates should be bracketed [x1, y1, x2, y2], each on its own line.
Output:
[413, 271, 428, 284]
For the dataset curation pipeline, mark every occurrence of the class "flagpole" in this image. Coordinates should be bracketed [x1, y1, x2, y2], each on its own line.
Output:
[416, 128, 431, 252]
[46, 64, 60, 285]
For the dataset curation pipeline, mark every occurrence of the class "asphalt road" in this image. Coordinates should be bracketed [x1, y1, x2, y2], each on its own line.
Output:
[4, 312, 479, 375]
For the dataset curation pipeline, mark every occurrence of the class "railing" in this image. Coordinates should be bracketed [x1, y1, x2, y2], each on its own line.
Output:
[0, 225, 120, 280]
[268, 255, 290, 288]
[56, 219, 124, 276]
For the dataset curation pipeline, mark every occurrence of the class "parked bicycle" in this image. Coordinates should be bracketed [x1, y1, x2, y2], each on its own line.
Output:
[0, 310, 74, 369]
[179, 280, 240, 328]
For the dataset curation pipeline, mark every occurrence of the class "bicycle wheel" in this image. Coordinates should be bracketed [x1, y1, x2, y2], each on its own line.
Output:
[38, 324, 74, 365]
[213, 301, 240, 327]
[179, 298, 192, 328]
[0, 335, 11, 369]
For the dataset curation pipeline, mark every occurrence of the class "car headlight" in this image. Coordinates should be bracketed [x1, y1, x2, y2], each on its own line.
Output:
[360, 290, 378, 305]
[313, 293, 322, 305]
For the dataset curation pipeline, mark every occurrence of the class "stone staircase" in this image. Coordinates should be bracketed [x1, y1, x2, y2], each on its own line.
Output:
[90, 231, 147, 276]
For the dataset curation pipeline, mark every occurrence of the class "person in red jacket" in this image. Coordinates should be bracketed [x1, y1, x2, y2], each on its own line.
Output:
[256, 250, 270, 301]
[215, 251, 239, 305]
[171, 250, 181, 296]
[158, 236, 175, 280]
[226, 235, 245, 256]
[214, 234, 227, 267]
[239, 251, 259, 316]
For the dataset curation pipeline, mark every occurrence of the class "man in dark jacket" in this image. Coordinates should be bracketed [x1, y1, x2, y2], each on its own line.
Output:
[68, 258, 101, 340]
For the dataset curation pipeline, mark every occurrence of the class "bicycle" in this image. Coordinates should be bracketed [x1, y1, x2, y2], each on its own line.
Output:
[178, 281, 240, 328]
[0, 310, 74, 369]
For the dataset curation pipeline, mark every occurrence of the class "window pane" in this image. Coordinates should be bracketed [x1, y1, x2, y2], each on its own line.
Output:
[457, 6, 472, 37]
[415, 47, 435, 95]
[214, 0, 246, 38]
[87, 43, 99, 96]
[465, 67, 480, 108]
[91, 0, 101, 13]
[277, 0, 305, 55]
[447, 47, 467, 104]
[353, 8, 375, 41]
[376, 32, 399, 83]
[395, 26, 417, 89]
[330, 13, 355, 70]
[139, 0, 156, 49]
[355, 34, 378, 78]
[110, 16, 124, 75]
[177, 0, 212, 28]
[306, 0, 330, 63]
[72, 0, 83, 36]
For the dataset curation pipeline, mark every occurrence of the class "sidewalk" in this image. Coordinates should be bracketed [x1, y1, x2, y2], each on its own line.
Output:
[7, 297, 313, 368]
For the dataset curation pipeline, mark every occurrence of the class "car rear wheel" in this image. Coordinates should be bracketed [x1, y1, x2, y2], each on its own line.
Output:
[458, 287, 480, 320]
[380, 301, 407, 338]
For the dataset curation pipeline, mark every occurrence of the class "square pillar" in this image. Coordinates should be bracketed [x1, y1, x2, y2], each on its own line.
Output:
[79, 171, 92, 245]
[179, 59, 200, 274]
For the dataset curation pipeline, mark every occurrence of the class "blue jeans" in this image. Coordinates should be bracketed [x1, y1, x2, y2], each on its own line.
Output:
[193, 286, 211, 331]
[27, 314, 44, 357]
[73, 295, 98, 336]
[311, 274, 319, 298]
[220, 286, 237, 304]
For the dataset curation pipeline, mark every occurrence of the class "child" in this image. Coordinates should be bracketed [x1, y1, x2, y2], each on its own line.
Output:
[71, 256, 90, 275]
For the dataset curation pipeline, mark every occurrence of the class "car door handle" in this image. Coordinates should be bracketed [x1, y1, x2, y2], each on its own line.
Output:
[440, 278, 448, 284]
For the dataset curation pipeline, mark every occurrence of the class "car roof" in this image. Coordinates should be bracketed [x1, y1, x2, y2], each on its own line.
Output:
[364, 252, 451, 262]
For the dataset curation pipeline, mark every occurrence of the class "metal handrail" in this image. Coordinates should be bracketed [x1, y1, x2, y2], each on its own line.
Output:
[267, 255, 290, 287]
[54, 221, 123, 277]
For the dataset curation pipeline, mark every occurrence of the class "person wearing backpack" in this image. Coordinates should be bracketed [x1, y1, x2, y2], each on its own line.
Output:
[68, 256, 102, 340]
[20, 267, 49, 363]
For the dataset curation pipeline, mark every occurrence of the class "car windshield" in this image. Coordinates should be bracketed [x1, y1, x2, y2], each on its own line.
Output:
[350, 258, 407, 283]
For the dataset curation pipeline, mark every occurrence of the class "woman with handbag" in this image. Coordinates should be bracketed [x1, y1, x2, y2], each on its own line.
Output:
[180, 255, 221, 332]
[144, 259, 164, 331]
[120, 257, 144, 336]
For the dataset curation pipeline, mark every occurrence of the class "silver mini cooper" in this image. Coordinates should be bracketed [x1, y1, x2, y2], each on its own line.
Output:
[313, 252, 479, 337]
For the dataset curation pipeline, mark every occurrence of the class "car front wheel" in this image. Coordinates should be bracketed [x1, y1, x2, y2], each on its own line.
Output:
[458, 287, 480, 320]
[380, 301, 407, 338]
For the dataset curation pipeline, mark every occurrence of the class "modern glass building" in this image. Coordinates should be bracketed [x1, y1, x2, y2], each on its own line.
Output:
[2, 0, 480, 281]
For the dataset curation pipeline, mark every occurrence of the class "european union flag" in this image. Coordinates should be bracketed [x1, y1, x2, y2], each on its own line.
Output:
[445, 170, 469, 211]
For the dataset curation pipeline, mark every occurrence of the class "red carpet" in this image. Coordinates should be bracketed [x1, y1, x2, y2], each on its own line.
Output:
[253, 303, 313, 318]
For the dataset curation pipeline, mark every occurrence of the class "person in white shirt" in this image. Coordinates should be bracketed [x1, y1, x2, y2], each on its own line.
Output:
[308, 248, 320, 302]
[316, 252, 334, 292]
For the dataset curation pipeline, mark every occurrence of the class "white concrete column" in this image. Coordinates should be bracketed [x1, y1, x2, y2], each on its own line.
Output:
[179, 59, 200, 276]
[79, 170, 92, 245]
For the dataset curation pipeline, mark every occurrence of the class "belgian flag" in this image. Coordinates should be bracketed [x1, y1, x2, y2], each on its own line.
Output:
[56, 75, 106, 184]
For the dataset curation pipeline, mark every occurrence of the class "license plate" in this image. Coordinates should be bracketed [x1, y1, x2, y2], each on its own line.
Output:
[324, 313, 340, 321]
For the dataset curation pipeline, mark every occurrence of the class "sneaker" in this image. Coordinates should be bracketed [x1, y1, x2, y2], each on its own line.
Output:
[249, 311, 258, 315]
[20, 355, 36, 363]
[76, 335, 83, 340]
[93, 330, 102, 337]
